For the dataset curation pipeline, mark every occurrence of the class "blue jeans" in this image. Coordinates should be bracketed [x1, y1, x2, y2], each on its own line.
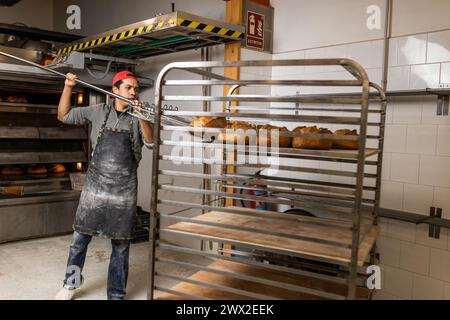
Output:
[63, 231, 130, 300]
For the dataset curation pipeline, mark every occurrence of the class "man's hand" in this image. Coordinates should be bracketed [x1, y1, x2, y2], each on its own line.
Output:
[131, 99, 145, 111]
[58, 73, 77, 122]
[132, 99, 153, 145]
[65, 73, 78, 88]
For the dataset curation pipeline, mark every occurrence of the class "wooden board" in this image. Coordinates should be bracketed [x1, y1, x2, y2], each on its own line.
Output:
[163, 209, 380, 266]
[156, 259, 370, 300]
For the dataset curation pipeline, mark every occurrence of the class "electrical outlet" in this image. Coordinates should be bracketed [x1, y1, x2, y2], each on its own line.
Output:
[439, 83, 450, 89]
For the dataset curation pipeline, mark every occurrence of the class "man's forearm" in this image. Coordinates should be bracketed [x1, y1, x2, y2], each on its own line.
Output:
[57, 86, 73, 122]
[139, 119, 153, 144]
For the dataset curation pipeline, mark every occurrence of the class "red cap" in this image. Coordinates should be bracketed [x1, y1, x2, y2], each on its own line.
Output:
[112, 71, 138, 87]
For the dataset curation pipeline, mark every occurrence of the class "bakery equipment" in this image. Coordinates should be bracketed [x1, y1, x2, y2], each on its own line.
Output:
[0, 60, 90, 243]
[0, 11, 245, 244]
[147, 59, 387, 300]
[0, 50, 187, 126]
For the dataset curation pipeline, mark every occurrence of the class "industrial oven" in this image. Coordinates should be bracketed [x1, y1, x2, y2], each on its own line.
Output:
[0, 45, 91, 243]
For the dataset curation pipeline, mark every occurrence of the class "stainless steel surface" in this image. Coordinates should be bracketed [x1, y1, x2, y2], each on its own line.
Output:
[159, 170, 357, 195]
[346, 70, 369, 300]
[0, 126, 86, 139]
[158, 242, 348, 284]
[148, 58, 384, 300]
[55, 11, 244, 59]
[379, 207, 450, 229]
[382, 0, 393, 92]
[162, 95, 362, 104]
[48, 51, 153, 88]
[155, 271, 281, 300]
[0, 45, 42, 65]
[0, 199, 79, 243]
[0, 56, 89, 242]
[160, 140, 380, 158]
[0, 151, 87, 165]
[159, 191, 355, 214]
[157, 256, 345, 299]
[163, 79, 363, 86]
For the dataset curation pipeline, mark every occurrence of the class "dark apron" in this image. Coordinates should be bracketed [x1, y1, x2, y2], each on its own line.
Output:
[74, 107, 137, 239]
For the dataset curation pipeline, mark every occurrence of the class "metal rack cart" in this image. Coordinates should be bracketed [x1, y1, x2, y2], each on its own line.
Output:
[148, 59, 387, 300]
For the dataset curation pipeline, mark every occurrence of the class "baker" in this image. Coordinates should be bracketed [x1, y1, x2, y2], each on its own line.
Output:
[55, 71, 153, 300]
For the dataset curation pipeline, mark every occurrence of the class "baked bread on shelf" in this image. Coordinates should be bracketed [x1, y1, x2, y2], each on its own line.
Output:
[6, 95, 28, 103]
[256, 124, 292, 147]
[47, 164, 66, 173]
[1, 166, 23, 176]
[189, 116, 227, 139]
[333, 129, 359, 150]
[27, 165, 47, 175]
[292, 126, 333, 150]
[217, 120, 256, 145]
[189, 116, 227, 128]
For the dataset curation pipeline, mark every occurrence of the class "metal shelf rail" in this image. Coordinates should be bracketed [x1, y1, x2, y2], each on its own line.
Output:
[148, 59, 387, 300]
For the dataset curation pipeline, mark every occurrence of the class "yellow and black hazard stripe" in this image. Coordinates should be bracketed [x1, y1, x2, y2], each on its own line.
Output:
[57, 18, 177, 55]
[176, 18, 244, 40]
[57, 17, 243, 55]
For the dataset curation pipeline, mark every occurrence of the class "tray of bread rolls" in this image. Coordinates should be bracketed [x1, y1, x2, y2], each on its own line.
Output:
[0, 164, 69, 181]
[160, 115, 380, 160]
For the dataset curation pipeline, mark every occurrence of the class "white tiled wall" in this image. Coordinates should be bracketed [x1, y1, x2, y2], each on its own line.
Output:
[406, 125, 437, 155]
[412, 274, 445, 300]
[272, 26, 450, 299]
[427, 30, 450, 64]
[377, 30, 450, 299]
[436, 126, 450, 156]
[416, 224, 448, 250]
[403, 184, 433, 214]
[441, 63, 450, 83]
[390, 153, 420, 184]
[410, 63, 441, 89]
[397, 34, 427, 66]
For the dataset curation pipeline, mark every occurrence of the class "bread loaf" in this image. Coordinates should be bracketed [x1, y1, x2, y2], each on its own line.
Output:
[256, 124, 292, 147]
[218, 121, 256, 145]
[1, 166, 23, 175]
[190, 116, 227, 128]
[189, 116, 227, 140]
[333, 129, 359, 150]
[27, 165, 47, 175]
[292, 126, 333, 150]
[6, 96, 27, 103]
[47, 164, 66, 173]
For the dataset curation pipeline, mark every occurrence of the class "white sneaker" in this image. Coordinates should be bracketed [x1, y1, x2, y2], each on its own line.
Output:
[55, 285, 78, 300]
[55, 277, 84, 300]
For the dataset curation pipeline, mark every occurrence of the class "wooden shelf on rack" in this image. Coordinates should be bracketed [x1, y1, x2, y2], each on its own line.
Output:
[156, 259, 371, 300]
[162, 207, 380, 267]
[251, 146, 380, 159]
[292, 147, 380, 159]
[161, 140, 381, 160]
